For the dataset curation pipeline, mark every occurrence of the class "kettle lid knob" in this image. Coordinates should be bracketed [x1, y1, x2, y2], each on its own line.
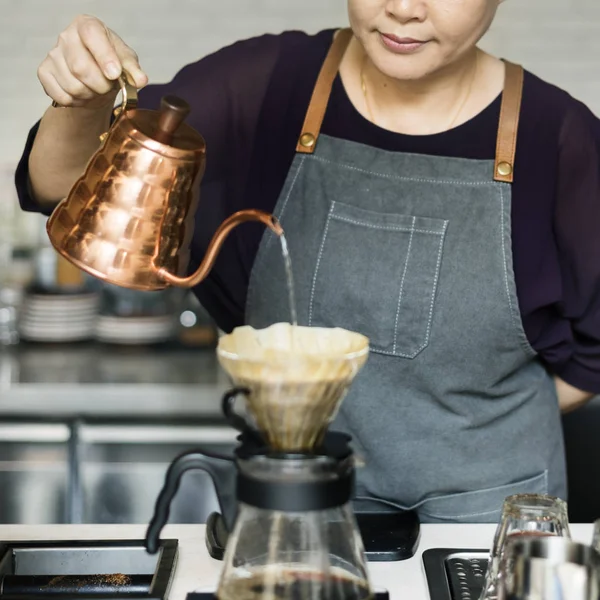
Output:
[155, 95, 191, 144]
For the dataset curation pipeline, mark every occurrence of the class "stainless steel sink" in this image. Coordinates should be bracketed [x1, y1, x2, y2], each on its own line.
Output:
[0, 422, 235, 526]
[0, 539, 177, 598]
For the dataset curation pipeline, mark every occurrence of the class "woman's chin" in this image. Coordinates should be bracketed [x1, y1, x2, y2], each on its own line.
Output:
[374, 59, 440, 83]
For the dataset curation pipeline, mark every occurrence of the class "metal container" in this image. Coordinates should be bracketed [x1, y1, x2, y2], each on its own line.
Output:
[47, 71, 281, 292]
[503, 536, 600, 600]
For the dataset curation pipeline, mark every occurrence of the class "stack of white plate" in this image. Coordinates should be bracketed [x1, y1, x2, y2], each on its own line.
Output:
[95, 315, 176, 345]
[19, 291, 99, 342]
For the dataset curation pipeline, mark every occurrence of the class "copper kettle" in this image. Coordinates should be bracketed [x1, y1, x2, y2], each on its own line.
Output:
[46, 72, 282, 291]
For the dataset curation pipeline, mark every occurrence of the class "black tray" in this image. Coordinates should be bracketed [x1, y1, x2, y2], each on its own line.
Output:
[0, 539, 177, 599]
[422, 548, 489, 600]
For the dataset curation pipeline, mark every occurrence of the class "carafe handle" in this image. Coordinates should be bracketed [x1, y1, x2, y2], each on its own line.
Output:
[222, 388, 264, 444]
[154, 210, 283, 288]
[145, 450, 236, 554]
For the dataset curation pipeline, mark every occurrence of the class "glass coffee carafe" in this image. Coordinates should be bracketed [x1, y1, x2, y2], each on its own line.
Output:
[145, 323, 373, 599]
[217, 448, 371, 600]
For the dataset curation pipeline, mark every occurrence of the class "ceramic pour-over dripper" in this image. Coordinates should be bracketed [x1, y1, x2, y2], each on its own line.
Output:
[217, 323, 369, 452]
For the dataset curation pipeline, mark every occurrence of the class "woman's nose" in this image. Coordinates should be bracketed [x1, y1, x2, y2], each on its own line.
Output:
[385, 0, 427, 24]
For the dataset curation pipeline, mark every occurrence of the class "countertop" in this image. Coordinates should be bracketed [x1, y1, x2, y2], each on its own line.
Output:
[0, 523, 593, 599]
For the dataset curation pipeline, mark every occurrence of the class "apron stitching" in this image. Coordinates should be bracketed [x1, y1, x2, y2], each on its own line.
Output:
[422, 507, 502, 519]
[422, 223, 447, 354]
[332, 214, 444, 235]
[393, 217, 416, 354]
[354, 495, 410, 511]
[418, 469, 550, 517]
[309, 154, 492, 187]
[499, 186, 514, 318]
[364, 468, 549, 518]
[498, 186, 537, 358]
[278, 155, 306, 223]
[262, 155, 306, 253]
[310, 202, 448, 358]
[308, 201, 335, 326]
[365, 223, 447, 359]
[371, 347, 422, 358]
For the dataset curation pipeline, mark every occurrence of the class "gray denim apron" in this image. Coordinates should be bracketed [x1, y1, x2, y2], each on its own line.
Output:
[245, 30, 567, 523]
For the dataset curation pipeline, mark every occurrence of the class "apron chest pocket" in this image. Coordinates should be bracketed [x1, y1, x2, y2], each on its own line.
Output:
[309, 201, 448, 358]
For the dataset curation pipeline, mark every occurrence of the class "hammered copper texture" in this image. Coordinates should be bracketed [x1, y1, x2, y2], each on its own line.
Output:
[47, 96, 281, 290]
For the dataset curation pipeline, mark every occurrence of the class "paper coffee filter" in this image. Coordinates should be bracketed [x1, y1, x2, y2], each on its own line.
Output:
[217, 323, 369, 451]
[217, 323, 369, 380]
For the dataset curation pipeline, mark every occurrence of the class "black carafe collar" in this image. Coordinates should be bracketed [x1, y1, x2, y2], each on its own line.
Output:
[234, 430, 354, 461]
[234, 431, 356, 512]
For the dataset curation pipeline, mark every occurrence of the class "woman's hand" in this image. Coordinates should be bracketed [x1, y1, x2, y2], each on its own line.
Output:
[37, 14, 148, 109]
[28, 15, 149, 206]
[555, 376, 595, 413]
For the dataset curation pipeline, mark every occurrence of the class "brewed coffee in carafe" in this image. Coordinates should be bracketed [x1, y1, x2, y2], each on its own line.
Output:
[216, 455, 371, 600]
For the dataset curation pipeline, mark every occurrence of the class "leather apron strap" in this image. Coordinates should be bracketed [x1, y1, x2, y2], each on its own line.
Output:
[296, 29, 525, 184]
[494, 60, 524, 183]
[296, 28, 353, 153]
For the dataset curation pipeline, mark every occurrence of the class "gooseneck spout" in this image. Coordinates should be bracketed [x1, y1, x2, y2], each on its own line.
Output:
[156, 210, 283, 288]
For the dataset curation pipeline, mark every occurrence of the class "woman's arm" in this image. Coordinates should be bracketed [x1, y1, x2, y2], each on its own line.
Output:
[29, 105, 113, 208]
[16, 21, 286, 334]
[550, 100, 600, 405]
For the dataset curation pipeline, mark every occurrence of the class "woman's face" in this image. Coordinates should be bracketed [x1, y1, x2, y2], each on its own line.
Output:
[348, 0, 502, 80]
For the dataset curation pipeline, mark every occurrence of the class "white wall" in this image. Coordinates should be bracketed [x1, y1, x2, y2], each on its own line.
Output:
[2, 0, 599, 243]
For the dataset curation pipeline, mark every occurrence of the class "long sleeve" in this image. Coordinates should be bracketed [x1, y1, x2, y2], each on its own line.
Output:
[552, 100, 600, 392]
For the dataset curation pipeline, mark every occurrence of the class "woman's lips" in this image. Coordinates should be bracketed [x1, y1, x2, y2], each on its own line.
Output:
[379, 32, 428, 54]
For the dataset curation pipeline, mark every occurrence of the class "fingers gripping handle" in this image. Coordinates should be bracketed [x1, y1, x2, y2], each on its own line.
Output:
[52, 69, 138, 113]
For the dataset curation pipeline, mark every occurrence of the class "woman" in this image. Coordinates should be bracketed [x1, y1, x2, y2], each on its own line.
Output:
[15, 2, 600, 522]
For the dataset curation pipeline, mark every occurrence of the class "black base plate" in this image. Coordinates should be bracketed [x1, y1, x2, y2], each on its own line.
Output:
[206, 510, 420, 562]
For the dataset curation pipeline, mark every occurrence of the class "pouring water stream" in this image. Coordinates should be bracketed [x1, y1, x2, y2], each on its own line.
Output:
[279, 233, 298, 328]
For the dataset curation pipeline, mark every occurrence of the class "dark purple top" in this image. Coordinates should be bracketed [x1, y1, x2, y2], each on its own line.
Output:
[15, 29, 600, 393]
